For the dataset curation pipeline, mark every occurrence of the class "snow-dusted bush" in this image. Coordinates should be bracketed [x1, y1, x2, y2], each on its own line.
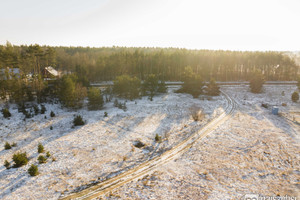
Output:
[4, 142, 11, 150]
[155, 134, 162, 143]
[28, 164, 39, 176]
[4, 160, 10, 169]
[33, 104, 40, 115]
[12, 152, 28, 168]
[73, 115, 85, 126]
[114, 99, 119, 107]
[38, 143, 44, 153]
[41, 105, 46, 114]
[1, 108, 11, 118]
[38, 155, 47, 164]
[50, 111, 55, 117]
[133, 140, 145, 148]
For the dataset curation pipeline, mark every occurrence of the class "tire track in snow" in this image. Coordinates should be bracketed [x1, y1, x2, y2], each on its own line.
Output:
[59, 91, 236, 200]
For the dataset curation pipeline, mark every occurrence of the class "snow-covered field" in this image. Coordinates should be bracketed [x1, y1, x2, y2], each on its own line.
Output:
[103, 85, 300, 200]
[0, 87, 226, 200]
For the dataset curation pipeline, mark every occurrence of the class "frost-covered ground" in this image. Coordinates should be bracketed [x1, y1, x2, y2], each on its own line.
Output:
[104, 85, 300, 200]
[0, 87, 225, 200]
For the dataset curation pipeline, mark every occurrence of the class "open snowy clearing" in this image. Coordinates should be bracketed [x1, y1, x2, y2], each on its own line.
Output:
[0, 87, 226, 200]
[101, 85, 300, 200]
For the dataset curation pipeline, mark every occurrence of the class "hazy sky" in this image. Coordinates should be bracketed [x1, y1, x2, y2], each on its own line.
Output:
[1, 0, 300, 51]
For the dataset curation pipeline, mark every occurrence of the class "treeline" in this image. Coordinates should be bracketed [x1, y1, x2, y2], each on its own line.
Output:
[0, 42, 299, 82]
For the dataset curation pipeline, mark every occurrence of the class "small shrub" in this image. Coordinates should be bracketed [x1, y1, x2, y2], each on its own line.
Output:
[12, 152, 28, 168]
[114, 99, 119, 107]
[38, 143, 44, 153]
[38, 155, 47, 164]
[18, 104, 25, 113]
[4, 160, 10, 169]
[33, 104, 40, 115]
[28, 164, 39, 176]
[50, 126, 53, 130]
[133, 140, 145, 148]
[41, 105, 46, 114]
[261, 103, 268, 109]
[11, 142, 17, 147]
[52, 157, 56, 162]
[282, 103, 287, 106]
[50, 111, 55, 117]
[4, 142, 11, 150]
[122, 102, 127, 112]
[46, 151, 51, 158]
[291, 92, 299, 102]
[117, 102, 123, 109]
[122, 156, 128, 161]
[24, 110, 32, 118]
[1, 108, 11, 118]
[190, 106, 204, 121]
[104, 112, 108, 117]
[73, 115, 85, 126]
[155, 134, 162, 143]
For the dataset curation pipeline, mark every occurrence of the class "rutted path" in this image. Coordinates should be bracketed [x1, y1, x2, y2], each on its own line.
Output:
[60, 91, 236, 200]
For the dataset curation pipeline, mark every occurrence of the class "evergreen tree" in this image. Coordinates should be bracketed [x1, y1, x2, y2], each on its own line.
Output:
[73, 115, 85, 126]
[59, 75, 87, 108]
[1, 108, 11, 118]
[4, 142, 11, 149]
[28, 164, 39, 176]
[113, 75, 141, 99]
[157, 80, 167, 93]
[143, 74, 159, 101]
[4, 160, 10, 169]
[38, 155, 47, 164]
[178, 66, 204, 98]
[38, 143, 44, 153]
[88, 88, 104, 110]
[12, 152, 28, 167]
[59, 75, 76, 107]
[75, 65, 90, 87]
[250, 71, 265, 93]
[292, 92, 299, 102]
[206, 79, 220, 96]
[88, 87, 104, 110]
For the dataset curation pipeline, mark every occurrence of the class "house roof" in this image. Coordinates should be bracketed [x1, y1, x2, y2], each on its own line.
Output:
[45, 66, 59, 77]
